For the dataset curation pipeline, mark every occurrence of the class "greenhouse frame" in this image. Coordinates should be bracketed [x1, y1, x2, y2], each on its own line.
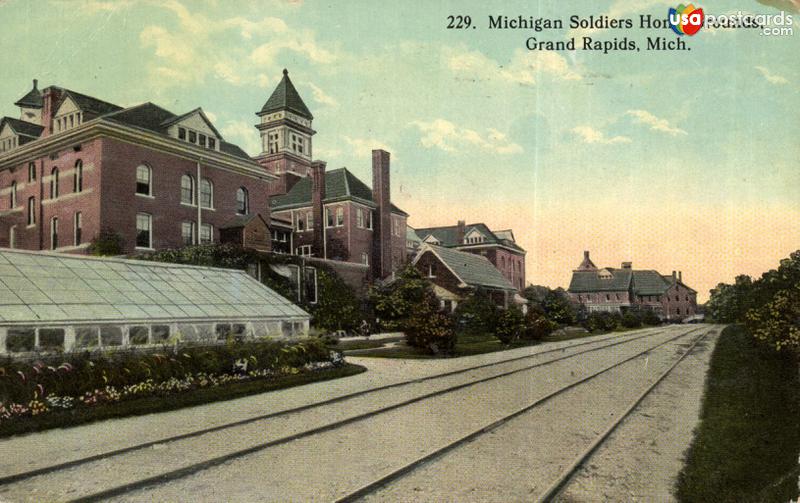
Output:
[0, 249, 310, 355]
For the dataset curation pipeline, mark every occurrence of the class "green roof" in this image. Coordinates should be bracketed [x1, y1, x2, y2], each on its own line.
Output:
[416, 223, 525, 253]
[270, 168, 407, 215]
[420, 244, 516, 291]
[632, 270, 672, 296]
[0, 250, 308, 326]
[14, 81, 43, 109]
[0, 117, 44, 138]
[259, 69, 313, 120]
[568, 269, 633, 293]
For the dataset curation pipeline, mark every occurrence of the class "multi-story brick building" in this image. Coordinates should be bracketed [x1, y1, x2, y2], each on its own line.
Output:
[567, 251, 698, 321]
[257, 71, 409, 280]
[0, 80, 275, 254]
[415, 222, 526, 291]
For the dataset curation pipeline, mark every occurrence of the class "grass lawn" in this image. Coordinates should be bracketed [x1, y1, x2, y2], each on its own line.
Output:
[675, 325, 800, 502]
[0, 363, 366, 439]
[345, 329, 604, 359]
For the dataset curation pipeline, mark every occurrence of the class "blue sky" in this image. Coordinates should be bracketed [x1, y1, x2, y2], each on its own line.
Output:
[1, 0, 798, 299]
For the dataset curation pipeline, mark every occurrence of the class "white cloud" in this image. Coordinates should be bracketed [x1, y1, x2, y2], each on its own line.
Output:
[220, 120, 261, 155]
[308, 83, 338, 107]
[625, 110, 687, 136]
[343, 136, 396, 159]
[412, 119, 523, 154]
[571, 125, 632, 145]
[446, 47, 580, 85]
[755, 65, 789, 85]
[133, 0, 336, 89]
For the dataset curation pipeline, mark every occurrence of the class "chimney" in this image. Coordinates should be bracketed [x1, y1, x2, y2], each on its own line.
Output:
[672, 270, 677, 282]
[621, 262, 632, 269]
[41, 86, 62, 137]
[678, 271, 682, 282]
[371, 149, 392, 279]
[310, 161, 326, 258]
[584, 251, 590, 260]
[457, 220, 466, 244]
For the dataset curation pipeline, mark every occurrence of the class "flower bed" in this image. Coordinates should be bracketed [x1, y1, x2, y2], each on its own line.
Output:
[0, 338, 347, 430]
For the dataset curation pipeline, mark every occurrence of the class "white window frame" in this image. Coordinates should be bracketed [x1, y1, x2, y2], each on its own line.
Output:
[9, 181, 16, 208]
[361, 252, 369, 266]
[181, 221, 196, 246]
[136, 213, 153, 250]
[74, 212, 82, 246]
[200, 223, 213, 244]
[200, 178, 214, 209]
[50, 217, 58, 250]
[136, 164, 152, 197]
[181, 174, 195, 205]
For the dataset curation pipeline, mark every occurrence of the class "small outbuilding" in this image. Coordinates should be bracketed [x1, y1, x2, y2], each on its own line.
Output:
[0, 249, 310, 355]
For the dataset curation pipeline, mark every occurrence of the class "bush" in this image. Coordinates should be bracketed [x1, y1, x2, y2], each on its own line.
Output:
[88, 229, 125, 256]
[404, 289, 456, 355]
[641, 309, 662, 326]
[495, 307, 526, 344]
[621, 311, 642, 329]
[453, 289, 499, 337]
[369, 265, 431, 331]
[522, 310, 558, 341]
[584, 311, 621, 333]
[540, 288, 577, 326]
[311, 269, 362, 333]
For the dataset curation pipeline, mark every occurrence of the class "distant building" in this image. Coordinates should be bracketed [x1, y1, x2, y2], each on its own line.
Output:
[415, 221, 526, 291]
[412, 243, 521, 312]
[567, 251, 698, 321]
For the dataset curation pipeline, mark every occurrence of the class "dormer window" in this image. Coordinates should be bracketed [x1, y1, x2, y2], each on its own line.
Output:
[178, 128, 186, 140]
[199, 134, 207, 148]
[208, 137, 215, 150]
[189, 131, 197, 144]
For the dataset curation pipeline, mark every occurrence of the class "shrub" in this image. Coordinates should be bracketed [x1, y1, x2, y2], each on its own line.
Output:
[641, 309, 662, 326]
[311, 269, 362, 333]
[495, 307, 526, 344]
[522, 310, 558, 341]
[88, 229, 125, 256]
[621, 311, 642, 329]
[584, 311, 621, 333]
[540, 288, 577, 326]
[369, 265, 431, 331]
[404, 290, 456, 355]
[453, 289, 499, 337]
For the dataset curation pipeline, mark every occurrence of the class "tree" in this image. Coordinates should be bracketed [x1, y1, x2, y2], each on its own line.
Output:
[541, 288, 577, 325]
[453, 289, 499, 337]
[405, 288, 456, 354]
[311, 269, 362, 333]
[88, 229, 125, 256]
[495, 306, 526, 344]
[369, 265, 432, 331]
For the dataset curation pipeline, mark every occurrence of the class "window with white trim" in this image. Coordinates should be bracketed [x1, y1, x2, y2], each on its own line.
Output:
[236, 187, 248, 215]
[73, 160, 83, 193]
[136, 165, 151, 196]
[200, 223, 213, 244]
[296, 245, 312, 257]
[182, 221, 196, 246]
[74, 212, 82, 246]
[9, 181, 16, 208]
[336, 206, 344, 227]
[50, 167, 59, 199]
[50, 217, 59, 250]
[27, 197, 35, 225]
[28, 162, 36, 182]
[181, 174, 195, 205]
[136, 213, 152, 249]
[361, 252, 369, 266]
[200, 178, 213, 208]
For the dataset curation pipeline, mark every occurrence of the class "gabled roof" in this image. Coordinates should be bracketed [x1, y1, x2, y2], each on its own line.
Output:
[415, 244, 516, 292]
[568, 268, 633, 293]
[60, 89, 123, 116]
[14, 80, 43, 109]
[220, 213, 263, 230]
[632, 270, 672, 296]
[161, 107, 222, 139]
[259, 69, 313, 120]
[415, 223, 525, 253]
[406, 226, 421, 243]
[0, 117, 44, 138]
[270, 168, 407, 215]
[101, 103, 252, 161]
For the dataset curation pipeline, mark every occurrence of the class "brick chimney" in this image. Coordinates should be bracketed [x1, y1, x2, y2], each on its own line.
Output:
[584, 251, 590, 260]
[41, 86, 63, 137]
[310, 161, 326, 258]
[371, 149, 392, 279]
[672, 270, 677, 282]
[678, 271, 682, 283]
[457, 220, 466, 244]
[621, 262, 632, 269]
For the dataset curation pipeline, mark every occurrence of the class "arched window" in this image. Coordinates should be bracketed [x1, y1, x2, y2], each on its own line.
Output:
[10, 181, 16, 208]
[236, 187, 249, 215]
[200, 178, 213, 208]
[181, 174, 195, 205]
[73, 160, 83, 193]
[28, 162, 36, 182]
[27, 197, 35, 225]
[50, 168, 59, 199]
[50, 217, 59, 250]
[136, 164, 152, 195]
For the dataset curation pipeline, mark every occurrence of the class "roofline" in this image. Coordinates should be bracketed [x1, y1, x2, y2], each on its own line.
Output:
[453, 242, 526, 254]
[0, 118, 275, 181]
[57, 89, 122, 115]
[413, 244, 517, 292]
[0, 314, 310, 328]
[162, 107, 223, 139]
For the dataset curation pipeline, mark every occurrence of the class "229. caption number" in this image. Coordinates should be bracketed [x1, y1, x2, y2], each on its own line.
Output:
[446, 15, 473, 29]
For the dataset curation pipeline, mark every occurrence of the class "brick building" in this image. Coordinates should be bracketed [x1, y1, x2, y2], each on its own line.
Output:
[0, 80, 275, 254]
[567, 251, 698, 321]
[257, 71, 408, 280]
[415, 222, 526, 291]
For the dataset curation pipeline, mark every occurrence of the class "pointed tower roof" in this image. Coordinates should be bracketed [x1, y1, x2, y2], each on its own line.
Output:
[259, 69, 313, 120]
[15, 79, 43, 109]
[574, 250, 598, 272]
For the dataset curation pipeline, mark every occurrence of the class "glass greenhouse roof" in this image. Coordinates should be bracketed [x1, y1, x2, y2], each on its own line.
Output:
[0, 249, 308, 325]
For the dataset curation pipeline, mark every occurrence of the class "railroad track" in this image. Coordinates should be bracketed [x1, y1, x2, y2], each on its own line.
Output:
[0, 327, 664, 486]
[336, 326, 713, 503]
[0, 326, 703, 502]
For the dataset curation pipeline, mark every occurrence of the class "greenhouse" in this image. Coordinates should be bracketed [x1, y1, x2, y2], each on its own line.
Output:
[0, 249, 310, 355]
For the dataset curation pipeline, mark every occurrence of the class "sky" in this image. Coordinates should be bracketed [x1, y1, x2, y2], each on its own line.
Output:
[1, 0, 798, 301]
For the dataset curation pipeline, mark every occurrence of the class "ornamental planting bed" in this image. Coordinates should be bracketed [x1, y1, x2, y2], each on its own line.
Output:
[0, 338, 363, 437]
